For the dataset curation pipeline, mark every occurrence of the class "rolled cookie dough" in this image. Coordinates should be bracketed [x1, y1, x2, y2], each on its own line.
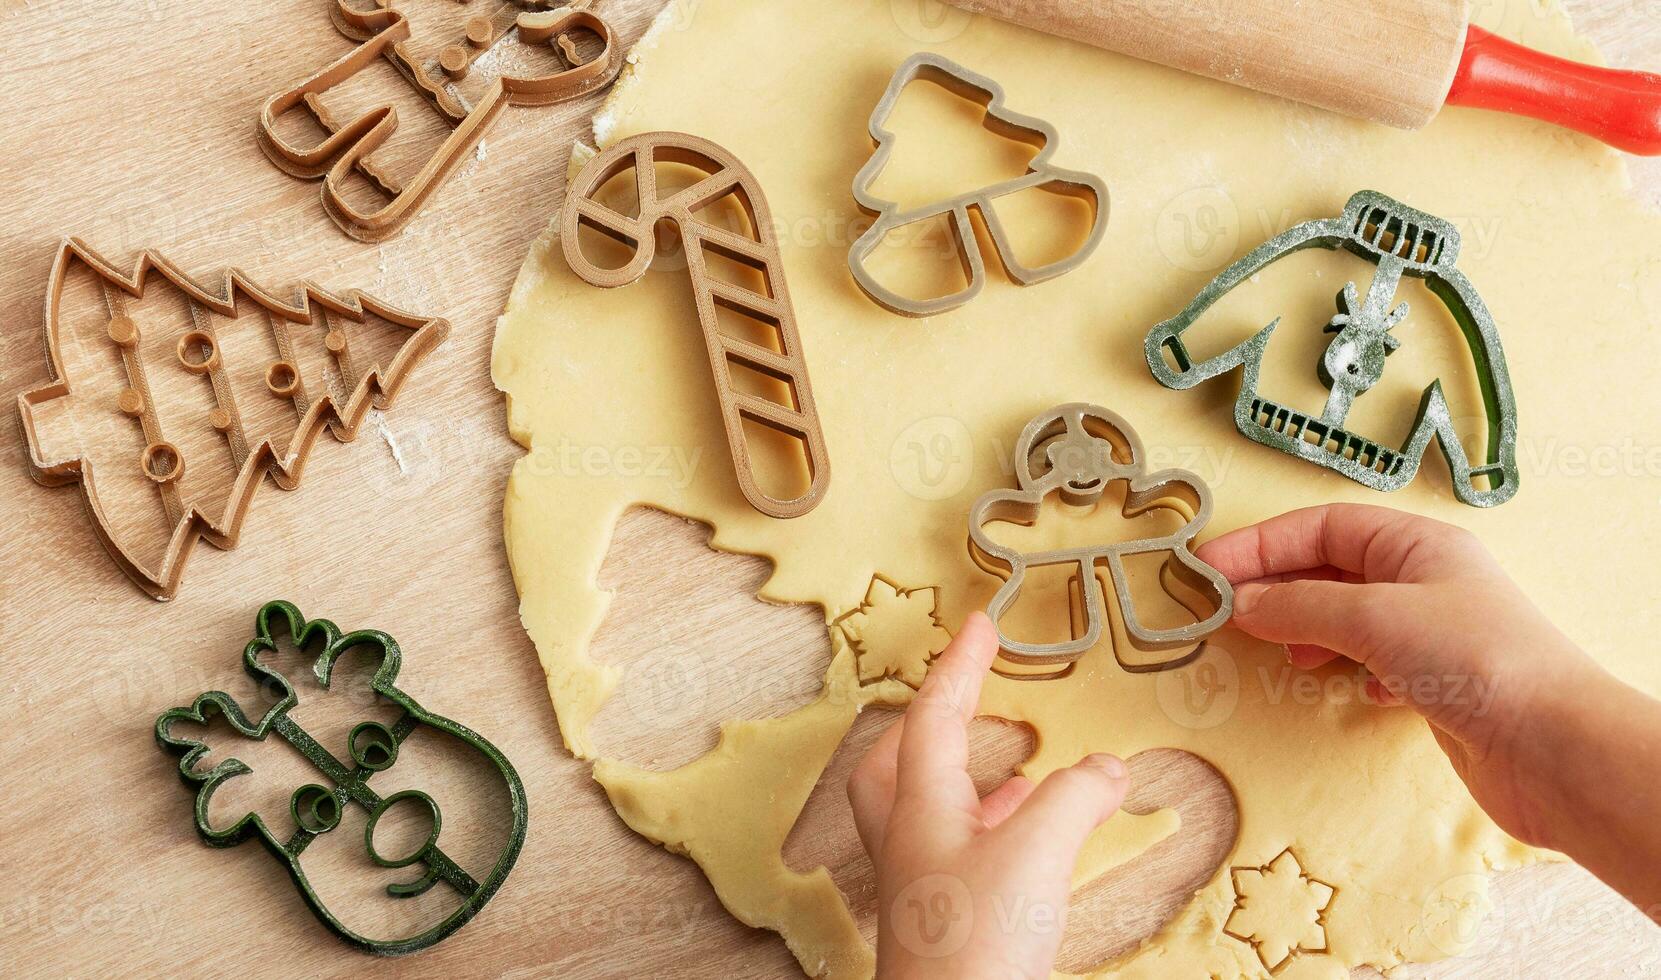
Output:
[493, 0, 1661, 975]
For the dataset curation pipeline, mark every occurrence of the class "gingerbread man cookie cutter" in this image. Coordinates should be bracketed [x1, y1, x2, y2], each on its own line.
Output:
[260, 0, 622, 241]
[561, 131, 831, 519]
[848, 52, 1110, 317]
[16, 239, 447, 600]
[155, 601, 528, 956]
[968, 404, 1232, 679]
[1144, 190, 1520, 507]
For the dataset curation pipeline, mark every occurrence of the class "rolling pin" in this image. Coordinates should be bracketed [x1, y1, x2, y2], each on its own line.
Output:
[943, 0, 1661, 154]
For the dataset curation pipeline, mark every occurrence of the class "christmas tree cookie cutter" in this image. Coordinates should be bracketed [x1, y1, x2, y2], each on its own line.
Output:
[848, 52, 1110, 317]
[1144, 190, 1520, 508]
[155, 600, 528, 956]
[561, 131, 832, 519]
[16, 239, 448, 600]
[260, 0, 622, 241]
[968, 403, 1232, 680]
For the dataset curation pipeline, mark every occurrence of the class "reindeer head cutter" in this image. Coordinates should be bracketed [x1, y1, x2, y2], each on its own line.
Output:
[154, 601, 527, 955]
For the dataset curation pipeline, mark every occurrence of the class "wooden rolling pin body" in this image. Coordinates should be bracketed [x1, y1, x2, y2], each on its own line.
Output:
[945, 0, 1468, 128]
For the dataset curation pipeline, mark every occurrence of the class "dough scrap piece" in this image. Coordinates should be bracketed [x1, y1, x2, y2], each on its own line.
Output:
[493, 0, 1661, 975]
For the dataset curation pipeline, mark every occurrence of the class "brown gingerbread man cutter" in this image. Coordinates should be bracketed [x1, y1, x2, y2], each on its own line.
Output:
[260, 0, 622, 241]
[968, 403, 1233, 679]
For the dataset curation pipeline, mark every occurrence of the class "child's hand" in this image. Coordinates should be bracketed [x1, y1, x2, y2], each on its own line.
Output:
[1198, 503, 1661, 926]
[848, 613, 1129, 979]
[852, 504, 1660, 974]
[1196, 502, 1599, 848]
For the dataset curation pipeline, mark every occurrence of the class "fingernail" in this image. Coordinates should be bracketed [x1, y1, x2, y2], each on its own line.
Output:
[1084, 753, 1128, 780]
[1233, 583, 1264, 616]
[1365, 676, 1404, 707]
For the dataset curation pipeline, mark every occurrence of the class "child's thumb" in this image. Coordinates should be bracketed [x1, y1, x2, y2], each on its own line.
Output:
[993, 754, 1130, 867]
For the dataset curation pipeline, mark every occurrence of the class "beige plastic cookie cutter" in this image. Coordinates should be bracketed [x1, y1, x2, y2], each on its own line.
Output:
[259, 0, 622, 242]
[968, 403, 1232, 679]
[16, 238, 448, 600]
[848, 52, 1110, 317]
[560, 132, 832, 519]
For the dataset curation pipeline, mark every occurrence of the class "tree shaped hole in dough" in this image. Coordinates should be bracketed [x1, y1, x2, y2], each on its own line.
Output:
[587, 507, 832, 771]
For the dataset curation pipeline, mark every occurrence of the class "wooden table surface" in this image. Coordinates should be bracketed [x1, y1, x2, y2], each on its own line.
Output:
[2, 1, 1657, 977]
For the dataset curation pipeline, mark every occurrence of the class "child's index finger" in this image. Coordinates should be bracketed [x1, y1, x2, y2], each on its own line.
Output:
[1196, 503, 1407, 583]
[894, 612, 999, 809]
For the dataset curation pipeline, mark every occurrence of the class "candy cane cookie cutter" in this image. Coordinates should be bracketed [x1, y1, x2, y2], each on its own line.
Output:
[848, 53, 1110, 317]
[560, 132, 832, 519]
[16, 239, 447, 600]
[968, 404, 1232, 680]
[260, 0, 622, 241]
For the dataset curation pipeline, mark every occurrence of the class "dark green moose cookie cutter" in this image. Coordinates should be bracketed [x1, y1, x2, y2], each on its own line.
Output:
[155, 600, 527, 956]
[1144, 190, 1519, 508]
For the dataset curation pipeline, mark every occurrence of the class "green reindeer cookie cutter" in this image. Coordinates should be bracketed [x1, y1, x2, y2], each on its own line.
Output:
[1144, 190, 1519, 508]
[155, 600, 528, 956]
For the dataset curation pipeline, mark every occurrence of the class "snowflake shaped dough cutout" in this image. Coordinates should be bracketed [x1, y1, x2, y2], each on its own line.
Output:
[1223, 848, 1336, 973]
[835, 575, 952, 688]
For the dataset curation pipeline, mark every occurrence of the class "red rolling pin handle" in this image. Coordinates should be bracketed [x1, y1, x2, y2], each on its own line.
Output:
[1447, 25, 1661, 155]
